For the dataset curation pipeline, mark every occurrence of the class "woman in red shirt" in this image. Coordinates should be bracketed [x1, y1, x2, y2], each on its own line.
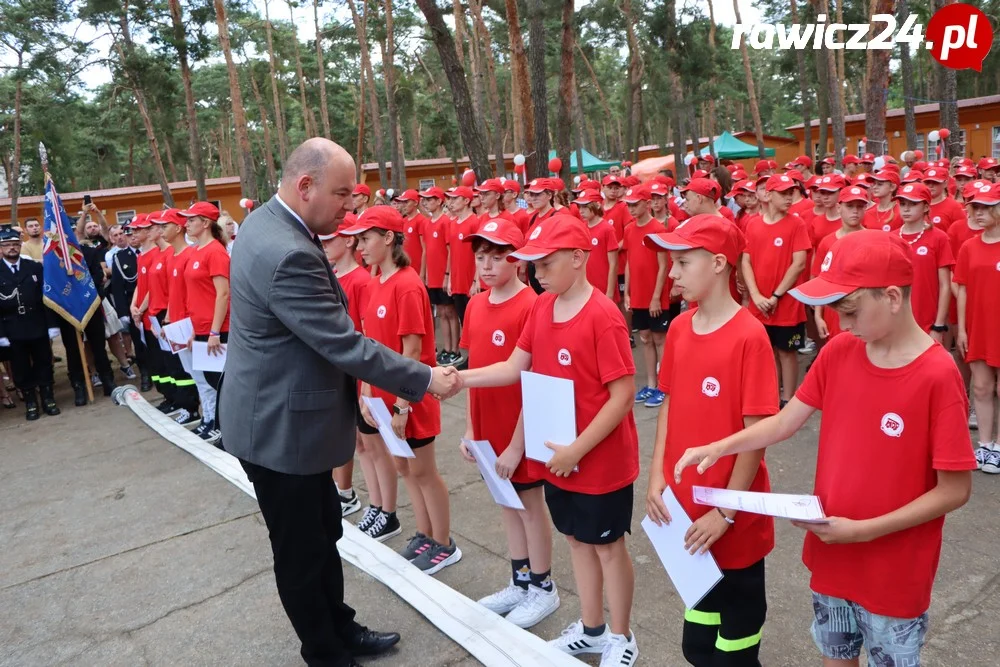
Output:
[349, 206, 461, 574]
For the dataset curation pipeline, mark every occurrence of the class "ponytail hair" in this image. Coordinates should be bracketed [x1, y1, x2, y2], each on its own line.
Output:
[372, 227, 410, 268]
[208, 218, 230, 246]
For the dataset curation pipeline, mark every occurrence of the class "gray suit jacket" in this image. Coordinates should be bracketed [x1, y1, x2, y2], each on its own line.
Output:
[219, 197, 432, 475]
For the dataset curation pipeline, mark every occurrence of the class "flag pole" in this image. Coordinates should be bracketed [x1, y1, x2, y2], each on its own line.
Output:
[77, 332, 95, 403]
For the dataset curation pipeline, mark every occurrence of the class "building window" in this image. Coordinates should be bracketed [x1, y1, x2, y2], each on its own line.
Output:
[116, 210, 136, 225]
[418, 178, 435, 191]
[914, 133, 925, 154]
[992, 127, 1000, 158]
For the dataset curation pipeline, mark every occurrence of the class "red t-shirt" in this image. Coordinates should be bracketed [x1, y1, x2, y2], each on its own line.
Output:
[460, 287, 539, 484]
[507, 207, 531, 235]
[516, 289, 639, 494]
[946, 220, 983, 323]
[744, 214, 811, 326]
[659, 308, 778, 569]
[899, 226, 954, 332]
[148, 246, 170, 317]
[423, 214, 450, 289]
[811, 230, 853, 339]
[809, 214, 843, 249]
[669, 198, 688, 222]
[184, 240, 230, 335]
[604, 201, 634, 275]
[863, 203, 902, 232]
[928, 197, 965, 232]
[795, 333, 976, 618]
[526, 207, 557, 238]
[789, 197, 814, 220]
[585, 220, 619, 297]
[135, 247, 157, 330]
[954, 236, 1000, 365]
[403, 213, 427, 276]
[448, 213, 479, 296]
[623, 217, 670, 310]
[362, 267, 440, 439]
[166, 245, 192, 323]
[337, 265, 370, 332]
[717, 206, 736, 223]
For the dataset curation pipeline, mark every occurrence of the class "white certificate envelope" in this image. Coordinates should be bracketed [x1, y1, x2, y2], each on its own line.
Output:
[640, 487, 723, 609]
[520, 371, 577, 466]
[463, 439, 525, 510]
[192, 341, 227, 373]
[149, 318, 172, 352]
[177, 347, 194, 375]
[361, 397, 415, 458]
[692, 486, 829, 523]
[163, 318, 194, 352]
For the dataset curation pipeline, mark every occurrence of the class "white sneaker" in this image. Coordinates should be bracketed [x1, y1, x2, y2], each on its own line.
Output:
[477, 580, 527, 615]
[505, 583, 560, 628]
[975, 445, 990, 470]
[549, 619, 610, 655]
[982, 446, 1000, 475]
[600, 631, 639, 667]
[798, 339, 816, 354]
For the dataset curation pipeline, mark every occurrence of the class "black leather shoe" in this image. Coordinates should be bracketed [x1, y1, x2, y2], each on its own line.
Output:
[345, 627, 401, 657]
[101, 374, 116, 397]
[73, 383, 87, 406]
[25, 398, 40, 421]
[140, 373, 153, 392]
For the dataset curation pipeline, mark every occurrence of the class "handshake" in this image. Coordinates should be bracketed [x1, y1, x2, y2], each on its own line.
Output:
[429, 365, 464, 400]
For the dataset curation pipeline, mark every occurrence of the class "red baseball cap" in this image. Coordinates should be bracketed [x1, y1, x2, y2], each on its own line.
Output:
[475, 179, 506, 195]
[935, 159, 950, 169]
[353, 184, 371, 197]
[341, 205, 405, 234]
[419, 186, 446, 200]
[954, 166, 977, 179]
[901, 170, 924, 183]
[895, 182, 932, 203]
[574, 191, 603, 205]
[912, 161, 928, 171]
[446, 186, 476, 200]
[623, 185, 652, 203]
[804, 176, 819, 190]
[178, 201, 220, 221]
[502, 180, 522, 193]
[838, 186, 869, 204]
[150, 208, 187, 225]
[129, 212, 153, 229]
[754, 160, 773, 173]
[820, 157, 836, 166]
[680, 178, 721, 201]
[508, 214, 593, 262]
[325, 211, 360, 240]
[870, 170, 900, 186]
[969, 182, 1000, 205]
[790, 230, 914, 306]
[860, 153, 876, 163]
[851, 174, 872, 188]
[526, 178, 555, 193]
[601, 175, 623, 186]
[691, 169, 710, 179]
[395, 188, 420, 202]
[842, 155, 861, 166]
[977, 157, 999, 171]
[922, 168, 947, 183]
[784, 168, 805, 183]
[955, 157, 974, 168]
[765, 174, 798, 192]
[652, 175, 676, 189]
[700, 154, 716, 163]
[648, 182, 672, 198]
[622, 175, 641, 187]
[467, 218, 525, 248]
[727, 179, 757, 198]
[962, 180, 990, 200]
[726, 164, 739, 173]
[643, 214, 745, 266]
[814, 174, 847, 191]
[794, 155, 813, 168]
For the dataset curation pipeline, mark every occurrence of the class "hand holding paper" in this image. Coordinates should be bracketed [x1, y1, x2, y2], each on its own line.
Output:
[545, 441, 583, 477]
[791, 516, 867, 544]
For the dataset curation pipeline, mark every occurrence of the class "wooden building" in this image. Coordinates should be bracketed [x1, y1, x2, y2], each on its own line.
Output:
[785, 95, 1000, 161]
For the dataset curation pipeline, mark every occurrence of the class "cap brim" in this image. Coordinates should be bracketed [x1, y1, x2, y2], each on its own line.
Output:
[466, 231, 511, 245]
[177, 211, 197, 218]
[643, 233, 697, 252]
[894, 195, 930, 203]
[507, 245, 555, 261]
[338, 224, 371, 236]
[789, 278, 855, 306]
[972, 196, 1000, 205]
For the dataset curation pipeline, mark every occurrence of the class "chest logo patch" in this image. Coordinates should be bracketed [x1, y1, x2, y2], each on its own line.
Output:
[882, 224, 891, 232]
[192, 261, 200, 270]
[407, 226, 414, 234]
[591, 237, 599, 247]
[141, 267, 147, 274]
[932, 216, 941, 224]
[492, 330, 505, 346]
[880, 412, 904, 437]
[774, 237, 784, 247]
[701, 376, 720, 398]
[916, 246, 928, 256]
[530, 225, 543, 240]
[458, 233, 464, 240]
[376, 305, 387, 319]
[557, 348, 572, 366]
[155, 263, 163, 270]
[821, 251, 833, 272]
[433, 231, 439, 238]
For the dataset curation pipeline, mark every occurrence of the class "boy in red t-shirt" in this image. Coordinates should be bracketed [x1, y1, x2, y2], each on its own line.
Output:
[742, 174, 811, 406]
[457, 219, 560, 628]
[812, 186, 868, 342]
[460, 214, 641, 667]
[808, 175, 846, 249]
[394, 190, 427, 277]
[577, 191, 619, 300]
[676, 230, 975, 666]
[420, 188, 461, 366]
[623, 185, 673, 408]
[645, 215, 776, 665]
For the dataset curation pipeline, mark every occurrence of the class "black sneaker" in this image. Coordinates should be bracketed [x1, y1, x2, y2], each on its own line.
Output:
[156, 401, 177, 414]
[192, 421, 211, 438]
[365, 510, 402, 542]
[356, 506, 380, 532]
[199, 421, 222, 445]
[339, 489, 362, 517]
[173, 409, 202, 430]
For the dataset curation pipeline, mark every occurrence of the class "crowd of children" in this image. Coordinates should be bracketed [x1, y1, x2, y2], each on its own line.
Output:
[318, 151, 995, 667]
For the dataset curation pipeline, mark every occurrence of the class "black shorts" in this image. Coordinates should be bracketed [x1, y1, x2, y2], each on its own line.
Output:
[632, 302, 681, 334]
[357, 414, 435, 450]
[617, 275, 626, 294]
[512, 479, 544, 492]
[544, 482, 633, 545]
[682, 558, 767, 665]
[453, 293, 470, 323]
[765, 323, 805, 351]
[428, 287, 453, 306]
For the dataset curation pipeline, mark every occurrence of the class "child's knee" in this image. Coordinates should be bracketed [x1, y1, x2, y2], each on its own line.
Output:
[639, 331, 651, 345]
[594, 538, 627, 562]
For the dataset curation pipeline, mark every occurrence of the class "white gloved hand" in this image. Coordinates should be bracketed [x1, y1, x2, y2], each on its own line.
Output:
[0, 337, 10, 347]
[48, 328, 60, 340]
[119, 316, 131, 328]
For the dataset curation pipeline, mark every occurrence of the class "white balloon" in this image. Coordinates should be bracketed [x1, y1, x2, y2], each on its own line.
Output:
[900, 152, 907, 163]
[573, 176, 581, 185]
[499, 176, 506, 183]
[386, 188, 395, 198]
[873, 156, 886, 171]
[513, 154, 526, 166]
[239, 198, 248, 208]
[928, 130, 940, 142]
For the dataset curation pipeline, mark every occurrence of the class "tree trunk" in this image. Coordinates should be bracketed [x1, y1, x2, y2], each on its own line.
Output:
[576, 43, 621, 157]
[790, 0, 812, 159]
[555, 0, 574, 182]
[864, 0, 894, 158]
[356, 76, 366, 180]
[380, 0, 405, 189]
[732, 0, 766, 158]
[705, 0, 717, 160]
[821, 0, 845, 166]
[247, 63, 279, 193]
[167, 0, 207, 200]
[162, 132, 179, 182]
[814, 37, 830, 157]
[526, 0, 550, 179]
[346, 0, 388, 187]
[504, 0, 534, 158]
[313, 0, 332, 138]
[573, 82, 586, 179]
[470, 0, 507, 175]
[461, 0, 487, 135]
[112, 19, 174, 206]
[10, 59, 22, 223]
[263, 0, 289, 162]
[835, 0, 847, 121]
[621, 0, 643, 162]
[934, 0, 960, 158]
[897, 0, 917, 150]
[414, 0, 493, 180]
[214, 0, 258, 199]
[288, 1, 316, 138]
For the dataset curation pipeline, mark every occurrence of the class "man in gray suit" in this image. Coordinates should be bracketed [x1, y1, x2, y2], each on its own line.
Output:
[219, 138, 461, 667]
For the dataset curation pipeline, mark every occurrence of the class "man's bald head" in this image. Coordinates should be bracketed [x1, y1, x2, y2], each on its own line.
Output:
[278, 138, 357, 236]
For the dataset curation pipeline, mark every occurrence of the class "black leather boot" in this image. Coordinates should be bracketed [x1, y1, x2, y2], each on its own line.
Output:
[73, 382, 87, 406]
[40, 386, 60, 416]
[24, 391, 40, 421]
[100, 373, 116, 397]
[140, 372, 153, 392]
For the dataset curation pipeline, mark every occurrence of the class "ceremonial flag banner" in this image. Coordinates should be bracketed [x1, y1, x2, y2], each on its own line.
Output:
[42, 178, 100, 330]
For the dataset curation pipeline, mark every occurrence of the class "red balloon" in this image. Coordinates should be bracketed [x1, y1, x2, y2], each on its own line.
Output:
[939, 128, 951, 140]
[461, 170, 476, 186]
[450, 176, 457, 185]
[622, 161, 632, 168]
[548, 158, 562, 173]
[514, 163, 525, 174]
[914, 150, 924, 159]
[579, 174, 587, 182]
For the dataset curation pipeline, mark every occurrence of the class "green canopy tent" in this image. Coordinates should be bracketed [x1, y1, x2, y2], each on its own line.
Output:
[547, 149, 620, 173]
[696, 131, 775, 159]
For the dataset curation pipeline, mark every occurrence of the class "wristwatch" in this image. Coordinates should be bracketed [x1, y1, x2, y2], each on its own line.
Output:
[931, 324, 948, 333]
[392, 404, 412, 415]
[716, 507, 735, 525]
